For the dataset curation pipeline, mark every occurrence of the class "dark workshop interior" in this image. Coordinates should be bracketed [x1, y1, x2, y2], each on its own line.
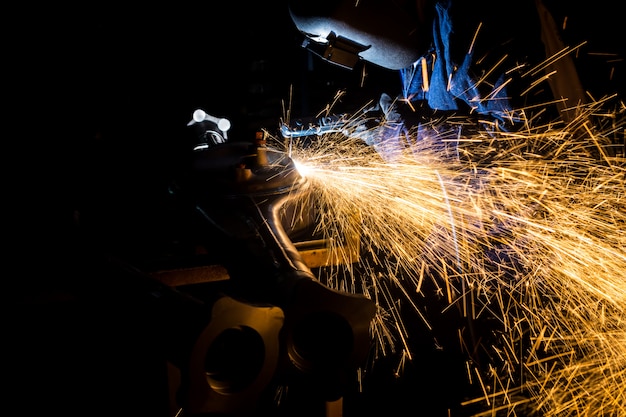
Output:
[7, 1, 625, 417]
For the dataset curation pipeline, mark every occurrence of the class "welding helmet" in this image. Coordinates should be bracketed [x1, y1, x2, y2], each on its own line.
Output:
[288, 0, 433, 70]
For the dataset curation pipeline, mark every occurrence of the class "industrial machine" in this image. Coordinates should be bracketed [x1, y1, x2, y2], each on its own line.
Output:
[142, 110, 377, 416]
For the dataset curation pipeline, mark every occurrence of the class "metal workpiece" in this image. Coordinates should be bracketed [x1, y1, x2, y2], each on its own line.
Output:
[170, 130, 377, 410]
[184, 296, 285, 415]
[188, 140, 304, 198]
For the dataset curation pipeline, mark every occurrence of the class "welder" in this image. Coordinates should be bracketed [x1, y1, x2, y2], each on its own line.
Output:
[287, 0, 587, 162]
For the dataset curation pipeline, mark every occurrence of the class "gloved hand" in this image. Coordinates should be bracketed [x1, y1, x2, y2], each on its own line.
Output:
[350, 93, 412, 162]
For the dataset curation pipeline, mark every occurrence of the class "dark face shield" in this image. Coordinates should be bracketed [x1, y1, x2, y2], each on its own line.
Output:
[288, 0, 432, 70]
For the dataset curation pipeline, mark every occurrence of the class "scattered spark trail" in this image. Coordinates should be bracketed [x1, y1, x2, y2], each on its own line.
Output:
[272, 95, 625, 415]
